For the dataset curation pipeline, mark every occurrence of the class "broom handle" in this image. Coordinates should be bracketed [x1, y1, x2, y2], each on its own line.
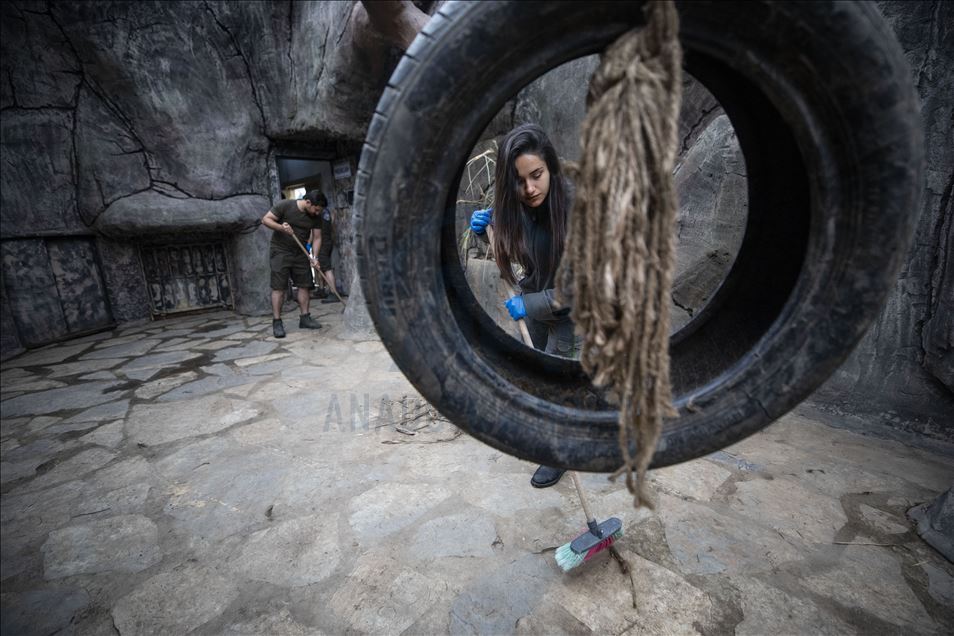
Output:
[570, 470, 596, 524]
[485, 226, 534, 345]
[485, 225, 595, 526]
[289, 232, 346, 306]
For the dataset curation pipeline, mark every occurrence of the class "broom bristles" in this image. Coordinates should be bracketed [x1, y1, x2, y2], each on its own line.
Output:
[555, 528, 624, 572]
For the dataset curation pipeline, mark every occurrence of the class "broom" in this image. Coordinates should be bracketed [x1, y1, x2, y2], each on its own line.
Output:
[555, 472, 623, 572]
[288, 232, 346, 307]
[486, 225, 623, 571]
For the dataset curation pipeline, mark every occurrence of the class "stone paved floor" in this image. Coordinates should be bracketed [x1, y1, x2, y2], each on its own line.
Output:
[1, 307, 952, 635]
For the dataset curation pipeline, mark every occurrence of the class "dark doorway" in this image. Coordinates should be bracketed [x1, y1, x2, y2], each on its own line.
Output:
[276, 157, 331, 200]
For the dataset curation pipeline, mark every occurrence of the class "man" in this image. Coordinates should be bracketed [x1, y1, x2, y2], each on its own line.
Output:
[312, 205, 342, 302]
[262, 190, 326, 338]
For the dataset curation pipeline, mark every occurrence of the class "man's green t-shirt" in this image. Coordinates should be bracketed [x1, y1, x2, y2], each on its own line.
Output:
[269, 199, 321, 253]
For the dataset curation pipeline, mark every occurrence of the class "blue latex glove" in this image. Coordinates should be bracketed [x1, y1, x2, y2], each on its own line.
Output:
[505, 295, 527, 321]
[470, 208, 492, 235]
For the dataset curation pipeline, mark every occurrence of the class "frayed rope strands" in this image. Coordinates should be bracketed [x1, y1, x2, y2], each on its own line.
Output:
[557, 1, 683, 508]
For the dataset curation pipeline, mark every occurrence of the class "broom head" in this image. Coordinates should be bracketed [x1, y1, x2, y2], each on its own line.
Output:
[555, 517, 623, 572]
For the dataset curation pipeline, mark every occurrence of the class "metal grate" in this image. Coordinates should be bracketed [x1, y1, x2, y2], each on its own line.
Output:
[140, 242, 233, 316]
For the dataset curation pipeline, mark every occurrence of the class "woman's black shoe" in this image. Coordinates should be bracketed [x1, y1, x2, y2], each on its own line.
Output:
[531, 465, 565, 488]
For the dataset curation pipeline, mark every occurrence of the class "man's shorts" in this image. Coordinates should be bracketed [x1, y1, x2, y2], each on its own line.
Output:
[270, 248, 314, 290]
[317, 242, 333, 272]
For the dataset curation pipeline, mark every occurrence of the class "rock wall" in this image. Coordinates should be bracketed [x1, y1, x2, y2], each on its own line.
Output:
[1, 0, 411, 357]
[814, 1, 954, 437]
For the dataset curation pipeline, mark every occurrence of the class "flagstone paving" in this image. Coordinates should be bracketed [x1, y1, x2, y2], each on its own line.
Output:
[1, 308, 952, 635]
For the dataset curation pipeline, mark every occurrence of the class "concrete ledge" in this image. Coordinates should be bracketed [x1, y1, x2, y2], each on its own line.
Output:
[94, 192, 269, 236]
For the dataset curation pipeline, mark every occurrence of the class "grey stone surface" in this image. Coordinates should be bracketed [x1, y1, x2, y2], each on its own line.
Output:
[923, 562, 954, 606]
[81, 482, 152, 518]
[96, 192, 271, 235]
[804, 546, 930, 631]
[0, 3, 80, 109]
[78, 370, 117, 380]
[193, 322, 249, 339]
[651, 458, 731, 502]
[223, 607, 315, 635]
[1, 380, 123, 418]
[76, 86, 152, 225]
[12, 447, 117, 494]
[0, 282, 24, 362]
[126, 395, 260, 446]
[79, 420, 126, 448]
[116, 350, 203, 374]
[241, 358, 296, 377]
[81, 339, 159, 360]
[234, 352, 290, 367]
[230, 227, 272, 316]
[228, 514, 341, 587]
[0, 460, 38, 485]
[65, 399, 130, 424]
[134, 370, 198, 400]
[3, 341, 93, 367]
[535, 549, 713, 634]
[121, 367, 162, 381]
[349, 483, 452, 543]
[2, 303, 953, 635]
[448, 554, 553, 634]
[727, 478, 848, 543]
[193, 339, 239, 351]
[410, 510, 497, 559]
[513, 56, 599, 163]
[815, 0, 954, 434]
[859, 503, 910, 535]
[212, 340, 279, 363]
[330, 550, 449, 635]
[42, 514, 160, 579]
[734, 576, 854, 636]
[671, 114, 747, 331]
[0, 378, 67, 393]
[111, 566, 239, 635]
[24, 415, 61, 434]
[156, 368, 256, 402]
[0, 587, 91, 636]
[0, 109, 83, 235]
[43, 357, 127, 377]
[95, 238, 153, 324]
[661, 492, 802, 575]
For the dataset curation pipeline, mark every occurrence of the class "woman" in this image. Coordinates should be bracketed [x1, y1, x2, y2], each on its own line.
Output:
[470, 123, 577, 488]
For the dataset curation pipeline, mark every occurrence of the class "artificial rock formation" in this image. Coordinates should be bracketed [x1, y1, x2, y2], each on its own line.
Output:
[1, 1, 950, 438]
[1, 0, 428, 357]
[814, 1, 954, 436]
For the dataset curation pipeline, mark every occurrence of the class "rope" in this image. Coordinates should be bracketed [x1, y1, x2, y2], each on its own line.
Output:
[557, 1, 682, 508]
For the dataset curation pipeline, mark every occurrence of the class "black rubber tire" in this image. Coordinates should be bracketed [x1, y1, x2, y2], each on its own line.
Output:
[355, 1, 923, 471]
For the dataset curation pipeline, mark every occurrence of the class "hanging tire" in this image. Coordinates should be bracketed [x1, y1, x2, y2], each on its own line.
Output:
[355, 1, 923, 471]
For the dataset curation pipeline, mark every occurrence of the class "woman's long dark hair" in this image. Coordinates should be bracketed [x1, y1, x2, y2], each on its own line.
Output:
[492, 124, 569, 287]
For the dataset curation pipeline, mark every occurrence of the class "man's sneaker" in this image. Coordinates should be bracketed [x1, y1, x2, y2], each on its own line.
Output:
[272, 319, 286, 338]
[299, 314, 321, 329]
